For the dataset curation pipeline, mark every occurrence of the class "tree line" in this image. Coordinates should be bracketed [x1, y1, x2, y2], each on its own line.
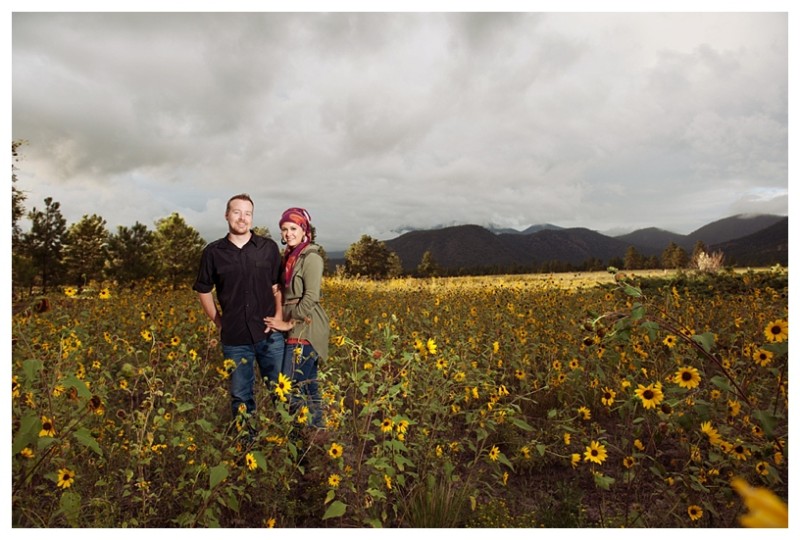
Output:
[11, 140, 713, 291]
[11, 141, 409, 292]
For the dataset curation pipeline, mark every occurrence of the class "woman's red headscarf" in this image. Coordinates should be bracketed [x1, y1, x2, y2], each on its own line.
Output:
[279, 207, 312, 287]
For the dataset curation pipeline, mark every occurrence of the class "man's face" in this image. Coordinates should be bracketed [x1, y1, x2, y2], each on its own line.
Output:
[226, 198, 253, 235]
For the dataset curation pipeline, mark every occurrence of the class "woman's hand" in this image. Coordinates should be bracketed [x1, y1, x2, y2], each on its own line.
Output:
[264, 316, 293, 333]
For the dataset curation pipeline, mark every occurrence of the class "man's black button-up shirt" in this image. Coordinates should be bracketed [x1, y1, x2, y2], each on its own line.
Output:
[193, 233, 283, 346]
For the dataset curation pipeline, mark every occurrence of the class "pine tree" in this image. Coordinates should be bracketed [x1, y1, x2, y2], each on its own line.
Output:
[344, 235, 403, 279]
[106, 222, 158, 283]
[417, 250, 440, 277]
[62, 214, 109, 288]
[623, 246, 644, 270]
[661, 241, 689, 269]
[153, 212, 207, 287]
[11, 140, 36, 291]
[23, 197, 67, 292]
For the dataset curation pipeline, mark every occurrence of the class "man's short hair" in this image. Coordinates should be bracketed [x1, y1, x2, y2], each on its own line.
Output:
[226, 193, 254, 214]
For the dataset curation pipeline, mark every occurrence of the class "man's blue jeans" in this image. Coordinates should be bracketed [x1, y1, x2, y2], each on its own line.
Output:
[283, 342, 324, 429]
[223, 331, 285, 419]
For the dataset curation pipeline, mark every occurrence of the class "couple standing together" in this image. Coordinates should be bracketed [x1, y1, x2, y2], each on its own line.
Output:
[193, 194, 329, 436]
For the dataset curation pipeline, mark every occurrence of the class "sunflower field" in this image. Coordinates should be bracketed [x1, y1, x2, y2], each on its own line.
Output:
[11, 267, 788, 528]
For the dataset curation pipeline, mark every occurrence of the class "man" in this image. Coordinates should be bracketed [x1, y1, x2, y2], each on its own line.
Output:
[193, 193, 285, 428]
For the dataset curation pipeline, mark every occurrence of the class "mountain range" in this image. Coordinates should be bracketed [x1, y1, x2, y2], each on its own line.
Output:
[328, 213, 787, 274]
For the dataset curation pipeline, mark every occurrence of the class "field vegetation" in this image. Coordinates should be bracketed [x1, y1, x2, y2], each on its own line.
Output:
[11, 267, 788, 528]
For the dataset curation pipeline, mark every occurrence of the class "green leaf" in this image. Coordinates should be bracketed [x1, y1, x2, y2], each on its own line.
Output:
[753, 409, 780, 439]
[325, 489, 336, 505]
[536, 443, 547, 457]
[12, 411, 40, 455]
[630, 303, 646, 321]
[176, 403, 195, 413]
[691, 332, 715, 353]
[710, 375, 732, 393]
[59, 491, 82, 527]
[195, 418, 215, 433]
[594, 474, 616, 490]
[394, 454, 415, 471]
[764, 342, 788, 357]
[23, 359, 43, 383]
[641, 321, 660, 341]
[252, 450, 267, 472]
[624, 285, 642, 297]
[322, 500, 347, 520]
[63, 374, 92, 399]
[73, 427, 103, 457]
[510, 417, 534, 432]
[498, 453, 514, 470]
[209, 463, 228, 489]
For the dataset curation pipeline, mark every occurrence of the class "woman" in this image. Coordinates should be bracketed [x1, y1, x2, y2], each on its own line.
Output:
[265, 207, 329, 431]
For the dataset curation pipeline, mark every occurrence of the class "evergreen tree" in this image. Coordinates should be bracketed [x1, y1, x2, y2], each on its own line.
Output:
[691, 240, 707, 258]
[106, 222, 158, 283]
[661, 241, 689, 269]
[62, 214, 109, 288]
[11, 140, 36, 291]
[153, 212, 207, 287]
[344, 235, 403, 279]
[252, 226, 272, 239]
[623, 246, 644, 270]
[11, 140, 26, 243]
[23, 197, 67, 292]
[416, 250, 440, 277]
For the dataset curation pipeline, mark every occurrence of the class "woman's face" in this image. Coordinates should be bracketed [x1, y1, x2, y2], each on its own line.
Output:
[281, 221, 306, 248]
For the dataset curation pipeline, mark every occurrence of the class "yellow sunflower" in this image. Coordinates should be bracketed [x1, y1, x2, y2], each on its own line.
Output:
[601, 387, 616, 407]
[583, 440, 608, 465]
[752, 348, 773, 367]
[328, 442, 343, 459]
[763, 319, 788, 343]
[634, 382, 664, 409]
[662, 334, 678, 348]
[675, 366, 701, 389]
[57, 468, 76, 489]
[731, 477, 788, 528]
[687, 505, 703, 521]
[39, 416, 56, 438]
[700, 421, 723, 446]
[426, 338, 437, 355]
[577, 406, 591, 420]
[274, 372, 292, 402]
[328, 474, 341, 488]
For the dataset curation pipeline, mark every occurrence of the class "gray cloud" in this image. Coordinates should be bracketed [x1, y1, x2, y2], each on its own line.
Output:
[12, 11, 789, 252]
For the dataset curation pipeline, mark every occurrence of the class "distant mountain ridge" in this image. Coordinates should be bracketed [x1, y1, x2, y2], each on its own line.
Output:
[373, 213, 787, 273]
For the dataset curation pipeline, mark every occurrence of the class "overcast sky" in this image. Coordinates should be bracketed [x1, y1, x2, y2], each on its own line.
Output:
[11, 5, 791, 252]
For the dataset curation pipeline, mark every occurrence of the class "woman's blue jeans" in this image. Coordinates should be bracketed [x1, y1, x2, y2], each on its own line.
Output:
[283, 342, 324, 428]
[223, 331, 285, 419]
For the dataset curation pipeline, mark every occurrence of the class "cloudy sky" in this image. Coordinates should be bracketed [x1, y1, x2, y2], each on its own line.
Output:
[10, 4, 791, 252]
